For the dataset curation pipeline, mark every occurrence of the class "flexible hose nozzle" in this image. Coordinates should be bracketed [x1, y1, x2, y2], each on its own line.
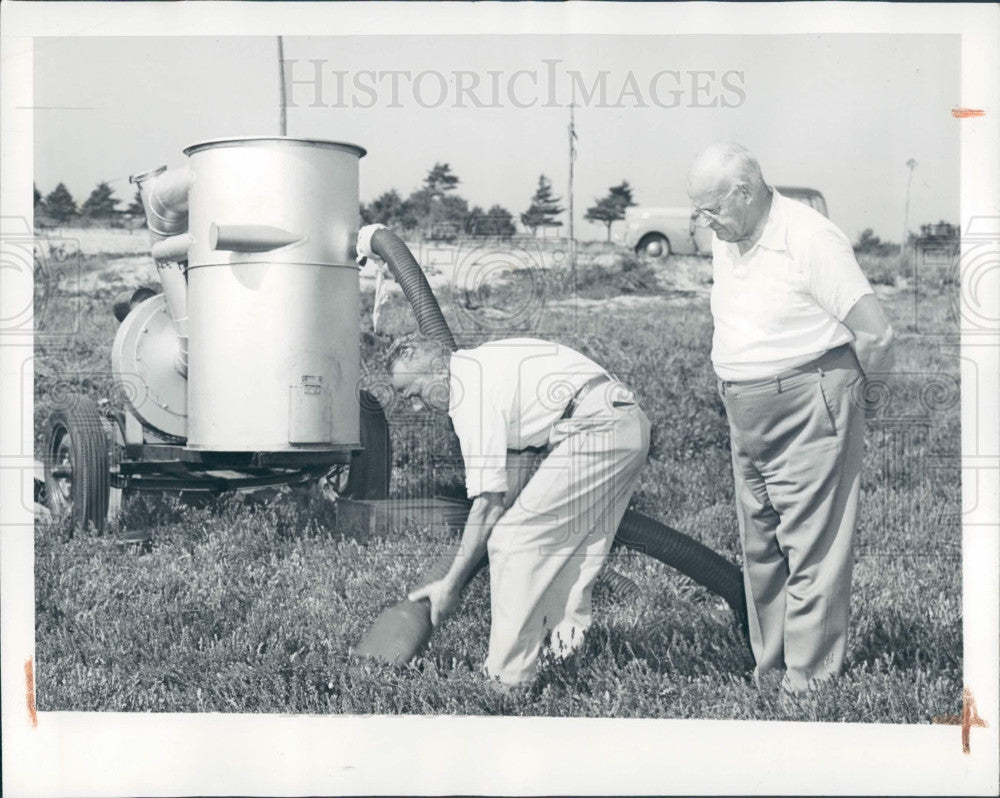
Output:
[356, 223, 387, 267]
[356, 224, 457, 352]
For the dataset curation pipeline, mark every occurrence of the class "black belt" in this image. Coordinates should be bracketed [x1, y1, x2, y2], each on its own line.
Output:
[560, 374, 613, 420]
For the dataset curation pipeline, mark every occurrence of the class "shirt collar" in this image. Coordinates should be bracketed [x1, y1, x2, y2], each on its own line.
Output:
[753, 188, 789, 252]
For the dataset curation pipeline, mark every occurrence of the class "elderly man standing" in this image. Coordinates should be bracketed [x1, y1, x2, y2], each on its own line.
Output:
[387, 334, 650, 689]
[687, 143, 894, 693]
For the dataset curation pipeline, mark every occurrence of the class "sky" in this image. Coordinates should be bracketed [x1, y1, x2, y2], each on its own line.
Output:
[33, 34, 960, 241]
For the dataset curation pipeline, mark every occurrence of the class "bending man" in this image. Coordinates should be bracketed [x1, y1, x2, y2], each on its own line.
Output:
[687, 142, 894, 692]
[387, 334, 650, 689]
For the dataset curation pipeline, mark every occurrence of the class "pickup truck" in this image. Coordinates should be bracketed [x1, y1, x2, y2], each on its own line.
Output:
[620, 186, 828, 258]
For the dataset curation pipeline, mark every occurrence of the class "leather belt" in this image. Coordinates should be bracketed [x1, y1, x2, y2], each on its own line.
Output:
[560, 374, 613, 420]
[717, 343, 855, 396]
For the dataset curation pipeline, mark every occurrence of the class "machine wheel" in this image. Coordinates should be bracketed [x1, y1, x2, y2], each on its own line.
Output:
[101, 411, 129, 524]
[344, 390, 391, 498]
[44, 395, 110, 533]
[326, 390, 391, 500]
[636, 233, 671, 260]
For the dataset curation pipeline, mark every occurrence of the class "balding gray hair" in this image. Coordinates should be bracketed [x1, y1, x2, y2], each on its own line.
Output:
[688, 142, 766, 193]
[385, 332, 450, 373]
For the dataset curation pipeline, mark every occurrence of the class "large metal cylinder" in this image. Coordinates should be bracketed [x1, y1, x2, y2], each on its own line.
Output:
[182, 137, 366, 452]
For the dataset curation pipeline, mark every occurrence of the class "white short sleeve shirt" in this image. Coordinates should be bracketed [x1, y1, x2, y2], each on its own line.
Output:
[710, 190, 874, 380]
[448, 338, 608, 498]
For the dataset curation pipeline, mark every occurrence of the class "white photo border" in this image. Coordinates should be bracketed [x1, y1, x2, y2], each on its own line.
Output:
[1, 2, 997, 795]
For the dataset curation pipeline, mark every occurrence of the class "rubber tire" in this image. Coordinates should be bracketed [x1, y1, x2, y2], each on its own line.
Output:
[636, 233, 671, 259]
[101, 412, 129, 525]
[44, 395, 110, 534]
[343, 390, 391, 499]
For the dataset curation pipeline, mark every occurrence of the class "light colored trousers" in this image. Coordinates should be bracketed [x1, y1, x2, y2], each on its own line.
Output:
[719, 344, 866, 692]
[484, 387, 650, 686]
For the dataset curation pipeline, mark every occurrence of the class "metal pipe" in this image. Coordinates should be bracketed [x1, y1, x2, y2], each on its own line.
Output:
[131, 171, 193, 377]
[155, 261, 189, 376]
[151, 233, 193, 263]
[130, 165, 192, 241]
[209, 223, 302, 253]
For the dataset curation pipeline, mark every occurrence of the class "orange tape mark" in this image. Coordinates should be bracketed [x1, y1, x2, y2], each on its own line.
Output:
[24, 658, 38, 727]
[962, 687, 987, 754]
[932, 688, 989, 753]
[951, 107, 985, 118]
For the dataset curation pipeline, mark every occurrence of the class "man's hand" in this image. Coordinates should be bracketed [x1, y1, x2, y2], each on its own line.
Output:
[408, 577, 462, 627]
[406, 492, 505, 628]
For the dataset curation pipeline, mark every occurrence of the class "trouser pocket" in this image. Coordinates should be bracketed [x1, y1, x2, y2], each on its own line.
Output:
[816, 374, 838, 437]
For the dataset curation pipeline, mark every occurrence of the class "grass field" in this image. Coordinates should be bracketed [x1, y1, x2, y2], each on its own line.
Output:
[33, 232, 962, 720]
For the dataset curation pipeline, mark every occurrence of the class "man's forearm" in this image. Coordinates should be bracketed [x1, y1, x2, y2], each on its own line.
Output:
[852, 328, 894, 376]
[445, 493, 505, 587]
[843, 294, 894, 376]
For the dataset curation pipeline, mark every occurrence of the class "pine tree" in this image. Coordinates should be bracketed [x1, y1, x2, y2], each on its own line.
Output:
[126, 188, 145, 217]
[362, 189, 415, 231]
[408, 164, 466, 239]
[520, 175, 563, 236]
[584, 197, 620, 241]
[43, 183, 78, 224]
[585, 181, 637, 241]
[422, 163, 460, 197]
[80, 181, 121, 221]
[34, 183, 47, 217]
[467, 204, 516, 239]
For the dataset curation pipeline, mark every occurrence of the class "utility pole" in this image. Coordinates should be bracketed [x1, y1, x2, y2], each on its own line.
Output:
[568, 103, 577, 283]
[902, 157, 917, 256]
[277, 36, 288, 136]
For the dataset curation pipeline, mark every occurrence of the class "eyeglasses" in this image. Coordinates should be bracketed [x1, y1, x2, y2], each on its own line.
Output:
[692, 185, 741, 226]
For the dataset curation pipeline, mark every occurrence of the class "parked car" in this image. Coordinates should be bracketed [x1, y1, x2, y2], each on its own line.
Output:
[621, 186, 828, 258]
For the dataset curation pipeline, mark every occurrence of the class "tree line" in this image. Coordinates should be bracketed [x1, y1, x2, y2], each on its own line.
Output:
[35, 166, 639, 240]
[34, 181, 145, 226]
[361, 163, 637, 241]
[853, 222, 958, 257]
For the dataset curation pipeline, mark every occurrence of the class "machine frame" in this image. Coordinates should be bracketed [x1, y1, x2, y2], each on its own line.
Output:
[43, 390, 390, 534]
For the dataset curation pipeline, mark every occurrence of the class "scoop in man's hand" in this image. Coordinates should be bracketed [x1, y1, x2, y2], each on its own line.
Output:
[351, 598, 434, 666]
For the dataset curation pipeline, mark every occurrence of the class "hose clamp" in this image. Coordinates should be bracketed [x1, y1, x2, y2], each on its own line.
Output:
[356, 223, 388, 266]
